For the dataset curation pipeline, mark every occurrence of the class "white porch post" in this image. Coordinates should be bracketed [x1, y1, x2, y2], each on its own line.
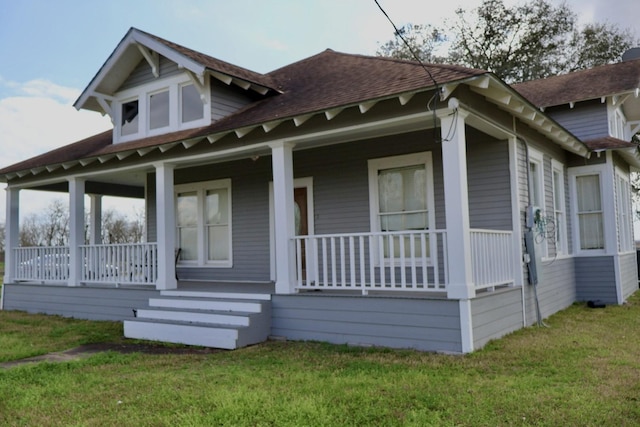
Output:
[438, 101, 475, 300]
[68, 178, 85, 286]
[88, 194, 102, 245]
[270, 141, 296, 294]
[438, 100, 475, 353]
[3, 187, 20, 286]
[155, 163, 177, 290]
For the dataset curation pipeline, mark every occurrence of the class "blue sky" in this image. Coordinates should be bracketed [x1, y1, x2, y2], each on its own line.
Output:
[0, 0, 637, 222]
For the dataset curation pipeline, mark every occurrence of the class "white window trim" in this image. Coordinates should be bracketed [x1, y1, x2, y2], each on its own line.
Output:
[615, 167, 634, 254]
[175, 179, 233, 268]
[568, 164, 608, 256]
[114, 74, 210, 144]
[368, 152, 435, 266]
[528, 148, 548, 259]
[550, 159, 568, 256]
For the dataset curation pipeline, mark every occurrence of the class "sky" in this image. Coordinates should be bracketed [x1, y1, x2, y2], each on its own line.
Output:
[0, 0, 638, 224]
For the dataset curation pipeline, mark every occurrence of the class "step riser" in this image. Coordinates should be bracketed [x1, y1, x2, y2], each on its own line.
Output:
[124, 321, 238, 349]
[161, 290, 271, 301]
[136, 309, 250, 326]
[149, 298, 262, 313]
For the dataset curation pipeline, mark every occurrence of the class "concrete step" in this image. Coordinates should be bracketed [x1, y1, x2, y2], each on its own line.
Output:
[148, 297, 265, 313]
[161, 290, 271, 301]
[135, 307, 251, 326]
[124, 320, 240, 349]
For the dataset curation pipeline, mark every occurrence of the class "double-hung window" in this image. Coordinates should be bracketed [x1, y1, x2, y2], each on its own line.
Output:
[528, 148, 548, 257]
[575, 173, 604, 251]
[368, 152, 435, 263]
[615, 169, 633, 252]
[175, 179, 232, 267]
[551, 160, 567, 255]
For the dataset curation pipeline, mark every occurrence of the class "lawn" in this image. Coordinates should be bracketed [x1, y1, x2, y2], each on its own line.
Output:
[1, 294, 640, 426]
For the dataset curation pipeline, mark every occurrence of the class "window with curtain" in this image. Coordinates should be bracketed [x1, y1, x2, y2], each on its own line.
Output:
[575, 174, 604, 250]
[368, 152, 434, 261]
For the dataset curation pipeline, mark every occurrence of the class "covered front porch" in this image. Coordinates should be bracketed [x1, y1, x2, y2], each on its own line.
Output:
[7, 227, 515, 294]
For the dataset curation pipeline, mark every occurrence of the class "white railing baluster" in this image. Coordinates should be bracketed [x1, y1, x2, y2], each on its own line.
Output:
[331, 237, 337, 287]
[349, 236, 355, 287]
[339, 237, 346, 287]
[359, 236, 365, 291]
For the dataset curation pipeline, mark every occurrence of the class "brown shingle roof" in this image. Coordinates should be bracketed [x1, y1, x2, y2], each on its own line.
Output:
[0, 49, 487, 176]
[513, 58, 640, 108]
[583, 136, 638, 151]
[139, 29, 279, 91]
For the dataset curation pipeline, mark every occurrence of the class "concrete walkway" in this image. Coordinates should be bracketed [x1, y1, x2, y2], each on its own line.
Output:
[0, 342, 223, 369]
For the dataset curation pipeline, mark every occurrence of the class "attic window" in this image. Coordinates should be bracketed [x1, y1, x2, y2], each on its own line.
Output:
[181, 84, 204, 123]
[121, 99, 139, 136]
[149, 90, 170, 129]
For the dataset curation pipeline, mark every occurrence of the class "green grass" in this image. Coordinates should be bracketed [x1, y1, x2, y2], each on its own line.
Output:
[1, 294, 640, 426]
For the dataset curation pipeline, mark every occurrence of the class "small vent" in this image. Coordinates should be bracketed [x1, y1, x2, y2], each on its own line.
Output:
[622, 47, 640, 62]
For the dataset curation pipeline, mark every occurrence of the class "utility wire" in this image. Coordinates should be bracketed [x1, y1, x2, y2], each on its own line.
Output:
[373, 0, 455, 142]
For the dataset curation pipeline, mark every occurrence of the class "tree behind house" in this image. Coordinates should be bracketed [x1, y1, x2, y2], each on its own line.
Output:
[376, 0, 638, 83]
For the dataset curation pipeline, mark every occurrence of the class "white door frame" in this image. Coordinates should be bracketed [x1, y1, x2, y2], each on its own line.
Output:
[269, 177, 314, 281]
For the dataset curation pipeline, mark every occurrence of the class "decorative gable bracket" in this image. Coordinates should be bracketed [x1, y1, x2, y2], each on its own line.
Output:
[137, 45, 160, 78]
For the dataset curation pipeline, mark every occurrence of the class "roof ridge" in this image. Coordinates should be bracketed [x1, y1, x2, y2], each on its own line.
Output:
[268, 48, 488, 78]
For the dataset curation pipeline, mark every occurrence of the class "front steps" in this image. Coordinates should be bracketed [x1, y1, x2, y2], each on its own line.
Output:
[124, 290, 271, 350]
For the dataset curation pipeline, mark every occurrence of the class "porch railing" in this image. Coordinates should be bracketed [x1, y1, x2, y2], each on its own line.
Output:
[470, 229, 514, 290]
[80, 243, 158, 285]
[293, 230, 448, 294]
[13, 246, 70, 282]
[294, 228, 515, 295]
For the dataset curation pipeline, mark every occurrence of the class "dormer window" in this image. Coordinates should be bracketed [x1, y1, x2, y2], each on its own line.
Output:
[181, 84, 204, 123]
[114, 75, 210, 144]
[121, 99, 139, 136]
[149, 90, 170, 129]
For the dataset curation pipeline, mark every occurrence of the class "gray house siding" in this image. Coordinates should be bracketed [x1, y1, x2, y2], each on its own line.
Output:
[466, 136, 511, 230]
[546, 101, 609, 141]
[575, 256, 618, 303]
[523, 257, 576, 325]
[146, 173, 157, 243]
[2, 284, 158, 321]
[619, 252, 638, 301]
[271, 295, 462, 353]
[119, 56, 181, 91]
[210, 78, 255, 121]
[471, 287, 523, 348]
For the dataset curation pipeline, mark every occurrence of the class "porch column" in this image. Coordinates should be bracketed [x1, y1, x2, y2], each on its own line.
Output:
[155, 162, 177, 290]
[270, 141, 296, 294]
[68, 178, 85, 286]
[437, 100, 475, 300]
[3, 187, 20, 286]
[88, 194, 102, 245]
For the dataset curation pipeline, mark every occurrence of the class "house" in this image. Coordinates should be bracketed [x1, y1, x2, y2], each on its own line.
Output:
[1, 28, 638, 353]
